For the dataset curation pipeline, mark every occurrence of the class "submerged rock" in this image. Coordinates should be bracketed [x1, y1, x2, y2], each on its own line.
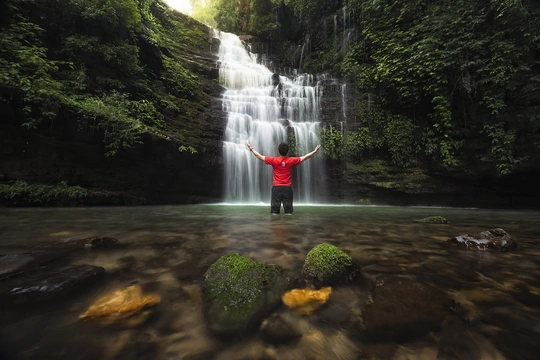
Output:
[290, 330, 361, 360]
[260, 310, 303, 344]
[362, 276, 449, 341]
[417, 216, 448, 224]
[0, 252, 61, 277]
[302, 243, 357, 285]
[0, 265, 106, 305]
[43, 236, 118, 250]
[202, 253, 289, 335]
[446, 228, 517, 251]
[80, 285, 160, 327]
[281, 287, 332, 315]
[437, 315, 506, 360]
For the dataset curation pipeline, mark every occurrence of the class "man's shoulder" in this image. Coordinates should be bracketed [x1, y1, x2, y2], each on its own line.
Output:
[286, 157, 301, 165]
[265, 156, 277, 164]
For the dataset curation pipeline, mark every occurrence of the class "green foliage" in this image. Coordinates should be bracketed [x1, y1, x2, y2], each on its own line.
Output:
[63, 34, 143, 78]
[421, 95, 462, 169]
[341, 44, 376, 91]
[72, 91, 168, 155]
[320, 126, 344, 160]
[0, 180, 87, 205]
[339, 0, 540, 175]
[321, 106, 416, 168]
[356, 198, 371, 204]
[346, 160, 433, 193]
[344, 127, 383, 157]
[250, 0, 279, 36]
[72, 0, 141, 28]
[178, 145, 198, 154]
[1, 0, 206, 156]
[384, 115, 417, 167]
[191, 0, 218, 27]
[287, 131, 298, 156]
[303, 243, 352, 283]
[0, 20, 66, 128]
[213, 0, 242, 32]
[285, 0, 336, 34]
[481, 123, 522, 175]
[161, 57, 200, 99]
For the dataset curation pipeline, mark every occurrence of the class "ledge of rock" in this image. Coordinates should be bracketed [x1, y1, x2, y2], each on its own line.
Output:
[0, 265, 106, 305]
[446, 228, 517, 251]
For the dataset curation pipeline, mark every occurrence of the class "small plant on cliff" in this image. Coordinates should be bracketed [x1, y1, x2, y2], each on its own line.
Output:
[0, 180, 87, 205]
[178, 145, 197, 154]
[320, 127, 344, 160]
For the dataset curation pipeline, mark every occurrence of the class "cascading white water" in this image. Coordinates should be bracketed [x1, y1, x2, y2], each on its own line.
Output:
[215, 30, 325, 204]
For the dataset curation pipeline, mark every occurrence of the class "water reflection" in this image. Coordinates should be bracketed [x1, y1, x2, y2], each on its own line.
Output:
[0, 205, 539, 359]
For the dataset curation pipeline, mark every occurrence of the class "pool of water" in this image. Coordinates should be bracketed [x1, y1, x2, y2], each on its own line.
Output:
[0, 205, 539, 359]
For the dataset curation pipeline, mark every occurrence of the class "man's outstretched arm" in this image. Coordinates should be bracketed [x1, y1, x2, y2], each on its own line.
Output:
[300, 145, 321, 162]
[247, 141, 265, 161]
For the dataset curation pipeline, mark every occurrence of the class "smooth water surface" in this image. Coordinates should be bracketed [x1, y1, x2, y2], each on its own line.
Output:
[0, 205, 539, 359]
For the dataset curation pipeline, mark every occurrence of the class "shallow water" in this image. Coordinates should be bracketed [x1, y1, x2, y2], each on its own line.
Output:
[0, 205, 539, 359]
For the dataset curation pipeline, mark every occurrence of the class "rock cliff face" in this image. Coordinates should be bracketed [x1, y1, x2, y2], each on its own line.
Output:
[0, 121, 225, 205]
[0, 21, 227, 205]
[318, 78, 359, 126]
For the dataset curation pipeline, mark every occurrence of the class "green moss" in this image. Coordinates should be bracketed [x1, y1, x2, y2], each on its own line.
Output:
[303, 244, 352, 283]
[418, 216, 448, 224]
[202, 253, 283, 329]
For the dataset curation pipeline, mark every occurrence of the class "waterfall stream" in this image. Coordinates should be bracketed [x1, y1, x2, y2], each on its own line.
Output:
[215, 31, 325, 204]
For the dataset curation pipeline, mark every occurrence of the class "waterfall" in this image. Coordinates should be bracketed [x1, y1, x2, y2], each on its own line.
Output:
[341, 83, 347, 121]
[343, 6, 347, 32]
[299, 43, 305, 74]
[215, 30, 325, 204]
[333, 15, 338, 52]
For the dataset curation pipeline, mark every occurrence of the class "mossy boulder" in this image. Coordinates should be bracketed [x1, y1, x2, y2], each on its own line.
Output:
[302, 244, 356, 285]
[417, 216, 448, 224]
[202, 254, 289, 335]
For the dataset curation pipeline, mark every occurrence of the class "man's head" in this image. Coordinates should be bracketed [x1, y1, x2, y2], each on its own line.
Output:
[278, 142, 289, 156]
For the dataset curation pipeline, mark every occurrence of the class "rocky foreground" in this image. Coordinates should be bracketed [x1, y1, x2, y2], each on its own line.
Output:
[0, 226, 526, 359]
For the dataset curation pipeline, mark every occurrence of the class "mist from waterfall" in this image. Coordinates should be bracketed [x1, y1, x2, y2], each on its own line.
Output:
[215, 30, 325, 204]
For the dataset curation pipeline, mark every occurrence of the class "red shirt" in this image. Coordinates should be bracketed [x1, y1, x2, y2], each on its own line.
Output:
[265, 156, 302, 186]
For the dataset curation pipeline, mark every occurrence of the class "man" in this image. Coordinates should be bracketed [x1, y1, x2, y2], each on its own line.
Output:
[246, 141, 321, 215]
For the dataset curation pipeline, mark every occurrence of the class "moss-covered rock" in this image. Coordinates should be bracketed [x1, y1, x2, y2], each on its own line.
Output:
[302, 244, 355, 285]
[202, 253, 288, 335]
[418, 216, 448, 224]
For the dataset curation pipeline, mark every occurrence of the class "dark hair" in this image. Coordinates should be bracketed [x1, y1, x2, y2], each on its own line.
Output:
[278, 142, 289, 156]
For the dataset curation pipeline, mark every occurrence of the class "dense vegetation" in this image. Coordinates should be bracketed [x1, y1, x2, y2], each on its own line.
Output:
[0, 180, 87, 206]
[2, 0, 539, 205]
[193, 0, 540, 181]
[1, 0, 212, 156]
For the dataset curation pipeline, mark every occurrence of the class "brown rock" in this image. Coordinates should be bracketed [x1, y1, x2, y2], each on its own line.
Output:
[80, 285, 160, 326]
[362, 276, 449, 341]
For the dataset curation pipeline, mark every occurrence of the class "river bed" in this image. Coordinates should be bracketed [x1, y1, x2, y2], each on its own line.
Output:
[0, 205, 539, 359]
